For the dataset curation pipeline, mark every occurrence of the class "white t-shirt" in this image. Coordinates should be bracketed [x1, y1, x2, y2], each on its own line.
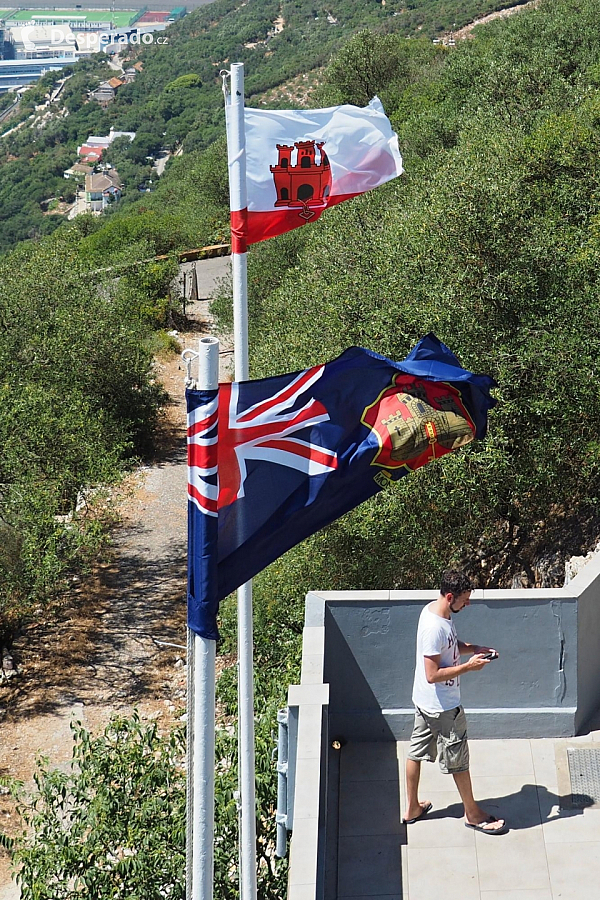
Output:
[411, 603, 461, 713]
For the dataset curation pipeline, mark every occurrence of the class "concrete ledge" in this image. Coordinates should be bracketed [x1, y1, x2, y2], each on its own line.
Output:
[329, 707, 579, 741]
[300, 626, 325, 685]
[568, 548, 600, 593]
[465, 707, 577, 738]
[288, 683, 329, 707]
[305, 592, 327, 627]
[311, 589, 583, 739]
[287, 682, 329, 898]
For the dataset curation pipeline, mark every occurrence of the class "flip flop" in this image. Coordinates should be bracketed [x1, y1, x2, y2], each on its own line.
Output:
[402, 802, 433, 825]
[465, 816, 508, 835]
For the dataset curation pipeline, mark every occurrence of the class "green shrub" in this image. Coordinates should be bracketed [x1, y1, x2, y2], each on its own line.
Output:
[5, 704, 287, 900]
[10, 715, 186, 900]
[0, 227, 167, 631]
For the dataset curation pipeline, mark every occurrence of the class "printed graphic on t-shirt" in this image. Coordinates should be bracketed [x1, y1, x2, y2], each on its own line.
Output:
[444, 626, 460, 687]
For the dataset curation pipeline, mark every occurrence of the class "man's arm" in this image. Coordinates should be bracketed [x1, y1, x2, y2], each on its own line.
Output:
[458, 640, 497, 655]
[424, 652, 490, 684]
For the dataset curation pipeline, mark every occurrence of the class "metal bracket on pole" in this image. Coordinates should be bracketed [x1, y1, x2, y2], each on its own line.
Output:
[275, 708, 289, 858]
[220, 68, 230, 102]
[182, 348, 199, 388]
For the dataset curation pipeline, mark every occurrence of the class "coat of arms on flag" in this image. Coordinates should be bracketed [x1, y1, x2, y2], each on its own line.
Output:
[270, 140, 332, 221]
[362, 375, 476, 472]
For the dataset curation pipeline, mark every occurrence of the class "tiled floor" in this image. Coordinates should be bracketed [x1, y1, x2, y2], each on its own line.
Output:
[337, 731, 600, 900]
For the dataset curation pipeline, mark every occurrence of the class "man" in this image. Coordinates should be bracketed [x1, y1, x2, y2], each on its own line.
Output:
[403, 568, 507, 834]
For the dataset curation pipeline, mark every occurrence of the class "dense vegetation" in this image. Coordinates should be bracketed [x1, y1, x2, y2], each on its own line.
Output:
[5, 0, 600, 896]
[214, 0, 600, 596]
[3, 699, 285, 899]
[0, 135, 234, 640]
[0, 0, 526, 253]
[0, 221, 181, 639]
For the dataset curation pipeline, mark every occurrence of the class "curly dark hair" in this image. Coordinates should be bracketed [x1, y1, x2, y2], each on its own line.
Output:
[440, 569, 472, 597]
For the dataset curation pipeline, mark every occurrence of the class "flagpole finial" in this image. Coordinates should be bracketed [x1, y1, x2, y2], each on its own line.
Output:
[220, 69, 230, 99]
[182, 348, 199, 388]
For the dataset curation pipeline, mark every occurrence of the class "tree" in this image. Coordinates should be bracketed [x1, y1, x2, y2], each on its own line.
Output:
[128, 130, 163, 164]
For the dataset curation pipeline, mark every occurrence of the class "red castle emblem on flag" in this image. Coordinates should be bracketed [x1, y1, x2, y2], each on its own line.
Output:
[270, 140, 332, 221]
[362, 374, 476, 474]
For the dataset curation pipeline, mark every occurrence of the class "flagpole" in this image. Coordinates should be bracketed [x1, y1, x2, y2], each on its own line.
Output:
[187, 336, 220, 900]
[226, 62, 258, 900]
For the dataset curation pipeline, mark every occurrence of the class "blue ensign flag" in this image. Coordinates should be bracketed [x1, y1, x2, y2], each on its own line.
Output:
[186, 334, 497, 638]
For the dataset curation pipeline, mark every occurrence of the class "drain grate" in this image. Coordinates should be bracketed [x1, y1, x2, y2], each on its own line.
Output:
[567, 748, 600, 807]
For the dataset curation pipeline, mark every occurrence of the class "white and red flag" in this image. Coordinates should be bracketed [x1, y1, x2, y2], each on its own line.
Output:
[229, 97, 403, 251]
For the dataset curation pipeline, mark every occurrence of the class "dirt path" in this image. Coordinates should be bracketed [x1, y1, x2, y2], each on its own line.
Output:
[0, 256, 231, 898]
[453, 0, 538, 39]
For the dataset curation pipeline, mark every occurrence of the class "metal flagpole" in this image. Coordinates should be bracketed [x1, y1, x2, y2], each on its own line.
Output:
[224, 61, 258, 900]
[185, 336, 220, 900]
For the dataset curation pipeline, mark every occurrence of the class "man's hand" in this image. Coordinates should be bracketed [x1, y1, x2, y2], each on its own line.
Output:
[466, 653, 492, 671]
[424, 647, 499, 683]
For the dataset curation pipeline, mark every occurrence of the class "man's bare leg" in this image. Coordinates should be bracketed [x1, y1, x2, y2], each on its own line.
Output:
[404, 758, 431, 821]
[453, 769, 505, 831]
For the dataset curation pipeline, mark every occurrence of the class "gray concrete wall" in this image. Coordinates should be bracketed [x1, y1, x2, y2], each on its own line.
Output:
[312, 588, 579, 740]
[301, 559, 600, 741]
[574, 553, 600, 732]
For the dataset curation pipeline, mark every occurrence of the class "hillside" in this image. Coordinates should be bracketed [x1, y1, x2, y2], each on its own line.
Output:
[0, 259, 232, 898]
[213, 0, 600, 596]
[2, 0, 600, 895]
[2, 0, 599, 676]
[0, 0, 530, 252]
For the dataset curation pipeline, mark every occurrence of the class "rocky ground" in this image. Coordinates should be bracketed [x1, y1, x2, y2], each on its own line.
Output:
[0, 256, 231, 898]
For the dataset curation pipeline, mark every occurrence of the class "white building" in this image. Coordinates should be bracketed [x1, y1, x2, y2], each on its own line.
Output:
[76, 129, 136, 155]
[87, 128, 136, 147]
[8, 25, 76, 61]
[84, 170, 122, 213]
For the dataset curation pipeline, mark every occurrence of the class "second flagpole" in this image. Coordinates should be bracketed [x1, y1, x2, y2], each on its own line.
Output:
[225, 61, 258, 900]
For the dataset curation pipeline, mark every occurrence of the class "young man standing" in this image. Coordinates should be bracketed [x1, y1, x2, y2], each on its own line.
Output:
[404, 569, 507, 834]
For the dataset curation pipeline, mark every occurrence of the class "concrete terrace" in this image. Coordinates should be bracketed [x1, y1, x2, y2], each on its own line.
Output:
[336, 733, 600, 900]
[285, 554, 600, 900]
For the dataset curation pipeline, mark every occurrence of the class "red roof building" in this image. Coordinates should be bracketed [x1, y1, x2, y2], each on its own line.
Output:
[78, 145, 103, 162]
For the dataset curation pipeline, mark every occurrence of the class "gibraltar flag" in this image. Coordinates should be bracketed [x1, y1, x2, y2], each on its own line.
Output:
[229, 97, 403, 250]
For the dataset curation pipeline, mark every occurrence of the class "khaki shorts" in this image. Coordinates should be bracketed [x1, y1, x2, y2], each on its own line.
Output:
[407, 705, 470, 774]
